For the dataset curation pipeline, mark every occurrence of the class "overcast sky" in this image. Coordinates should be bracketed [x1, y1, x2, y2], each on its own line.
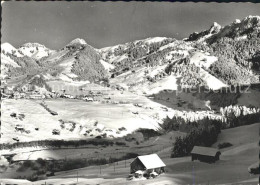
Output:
[1, 1, 260, 49]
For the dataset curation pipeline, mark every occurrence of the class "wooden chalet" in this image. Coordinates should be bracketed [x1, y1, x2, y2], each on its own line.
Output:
[130, 154, 166, 175]
[191, 146, 221, 163]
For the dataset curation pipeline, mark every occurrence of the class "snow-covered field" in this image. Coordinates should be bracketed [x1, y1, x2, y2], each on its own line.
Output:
[0, 123, 258, 184]
[199, 68, 228, 90]
[1, 92, 226, 147]
[0, 94, 169, 144]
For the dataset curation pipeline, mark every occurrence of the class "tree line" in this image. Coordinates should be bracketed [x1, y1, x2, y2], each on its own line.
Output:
[157, 107, 260, 158]
[0, 138, 117, 150]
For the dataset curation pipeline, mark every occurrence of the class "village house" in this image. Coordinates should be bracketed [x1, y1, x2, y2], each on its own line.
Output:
[130, 154, 166, 177]
[83, 96, 94, 102]
[2, 87, 13, 95]
[1, 86, 13, 98]
[191, 146, 221, 163]
[20, 92, 26, 98]
[13, 92, 21, 99]
[22, 84, 34, 92]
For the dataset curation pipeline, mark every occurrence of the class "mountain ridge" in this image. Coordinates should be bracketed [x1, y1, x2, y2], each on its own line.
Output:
[1, 15, 259, 93]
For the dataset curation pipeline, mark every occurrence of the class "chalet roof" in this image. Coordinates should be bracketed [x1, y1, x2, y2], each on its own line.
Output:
[191, 146, 220, 157]
[133, 154, 166, 169]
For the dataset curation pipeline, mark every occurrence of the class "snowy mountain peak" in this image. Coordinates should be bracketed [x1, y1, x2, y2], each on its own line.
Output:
[68, 38, 87, 45]
[186, 22, 221, 42]
[241, 15, 260, 27]
[1, 42, 23, 57]
[187, 15, 260, 43]
[209, 22, 221, 34]
[233, 19, 241, 24]
[142, 37, 168, 44]
[245, 15, 260, 20]
[212, 22, 221, 27]
[19, 42, 47, 49]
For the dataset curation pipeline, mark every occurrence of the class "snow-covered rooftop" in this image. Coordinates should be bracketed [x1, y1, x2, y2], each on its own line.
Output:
[134, 154, 166, 169]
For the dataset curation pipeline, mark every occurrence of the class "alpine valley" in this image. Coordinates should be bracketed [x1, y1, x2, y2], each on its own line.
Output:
[0, 15, 259, 184]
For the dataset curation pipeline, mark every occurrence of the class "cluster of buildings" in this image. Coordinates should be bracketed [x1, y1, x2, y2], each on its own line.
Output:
[1, 84, 45, 100]
[130, 146, 221, 179]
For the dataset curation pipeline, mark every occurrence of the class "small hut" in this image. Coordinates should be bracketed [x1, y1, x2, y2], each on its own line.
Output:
[191, 146, 221, 163]
[130, 154, 166, 175]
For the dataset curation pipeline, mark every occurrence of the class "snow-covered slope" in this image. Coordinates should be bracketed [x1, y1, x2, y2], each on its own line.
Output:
[136, 37, 168, 44]
[190, 51, 218, 69]
[18, 43, 55, 60]
[98, 37, 174, 65]
[38, 38, 107, 84]
[189, 51, 227, 90]
[100, 59, 115, 71]
[1, 43, 23, 57]
[2, 16, 259, 91]
[99, 35, 229, 92]
[1, 43, 22, 79]
[1, 54, 20, 68]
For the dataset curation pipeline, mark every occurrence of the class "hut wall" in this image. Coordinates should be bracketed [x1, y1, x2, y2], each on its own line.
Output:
[154, 167, 164, 174]
[130, 158, 146, 173]
[191, 154, 218, 163]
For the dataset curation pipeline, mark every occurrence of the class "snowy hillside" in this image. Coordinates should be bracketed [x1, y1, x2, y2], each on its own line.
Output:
[1, 55, 20, 79]
[18, 43, 55, 60]
[100, 59, 115, 71]
[1, 43, 23, 57]
[2, 16, 259, 91]
[38, 38, 107, 87]
[99, 34, 230, 92]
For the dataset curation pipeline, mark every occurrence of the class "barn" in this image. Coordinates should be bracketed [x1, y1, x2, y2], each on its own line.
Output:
[130, 154, 166, 175]
[191, 146, 221, 163]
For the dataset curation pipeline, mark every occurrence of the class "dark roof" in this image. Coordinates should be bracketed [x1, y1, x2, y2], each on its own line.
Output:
[191, 146, 220, 157]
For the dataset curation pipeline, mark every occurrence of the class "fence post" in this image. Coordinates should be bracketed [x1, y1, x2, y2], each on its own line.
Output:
[192, 163, 195, 185]
[117, 152, 119, 165]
